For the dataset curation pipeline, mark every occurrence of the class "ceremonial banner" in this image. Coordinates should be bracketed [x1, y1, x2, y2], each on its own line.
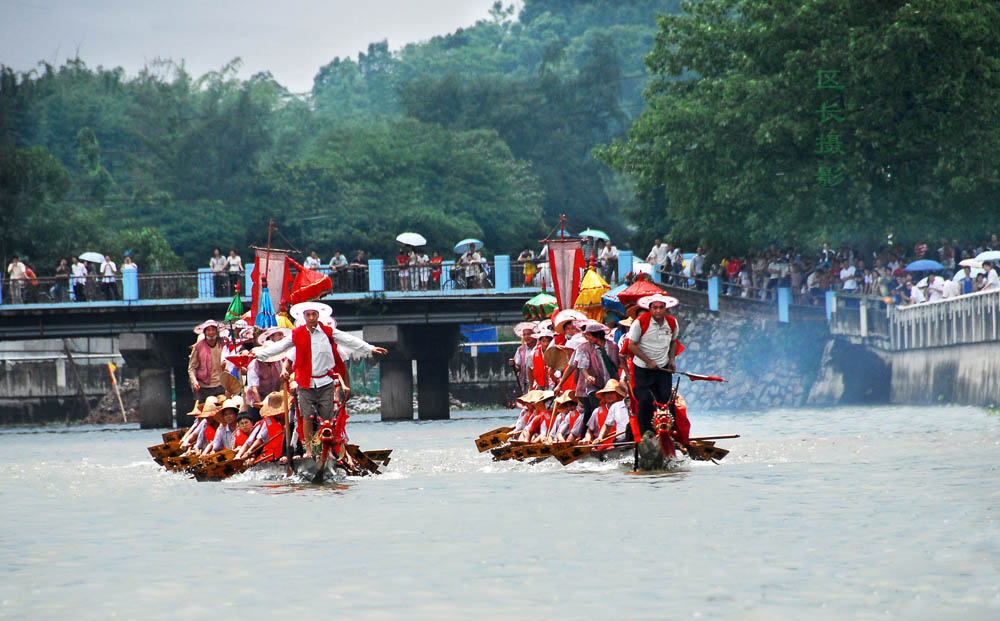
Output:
[251, 249, 290, 325]
[547, 238, 585, 311]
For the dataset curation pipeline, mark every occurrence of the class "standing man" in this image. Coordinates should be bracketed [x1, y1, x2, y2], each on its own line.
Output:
[646, 238, 667, 274]
[52, 258, 70, 302]
[189, 320, 227, 402]
[209, 247, 227, 296]
[329, 250, 348, 291]
[226, 248, 243, 295]
[70, 257, 89, 301]
[304, 250, 322, 270]
[627, 294, 682, 437]
[6, 255, 27, 304]
[99, 254, 118, 300]
[250, 302, 387, 458]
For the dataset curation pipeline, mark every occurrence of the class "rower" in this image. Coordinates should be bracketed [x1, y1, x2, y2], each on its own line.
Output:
[188, 320, 227, 402]
[234, 390, 289, 462]
[552, 309, 586, 346]
[188, 398, 222, 456]
[250, 303, 387, 459]
[247, 327, 290, 421]
[205, 396, 243, 455]
[510, 390, 538, 436]
[234, 412, 254, 449]
[626, 294, 683, 438]
[586, 379, 630, 446]
[531, 328, 556, 390]
[549, 390, 583, 443]
[513, 390, 554, 443]
[554, 320, 614, 428]
[178, 400, 206, 450]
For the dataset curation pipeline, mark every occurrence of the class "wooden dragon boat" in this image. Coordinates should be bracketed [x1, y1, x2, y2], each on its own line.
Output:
[147, 428, 391, 483]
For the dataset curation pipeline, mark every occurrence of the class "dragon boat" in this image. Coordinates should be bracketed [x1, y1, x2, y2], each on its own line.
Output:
[148, 428, 392, 483]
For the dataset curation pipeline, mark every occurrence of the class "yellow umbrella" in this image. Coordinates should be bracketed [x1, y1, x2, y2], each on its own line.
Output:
[574, 267, 611, 321]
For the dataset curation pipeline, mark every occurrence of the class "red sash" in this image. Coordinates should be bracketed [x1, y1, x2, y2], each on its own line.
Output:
[291, 324, 348, 390]
[532, 345, 547, 388]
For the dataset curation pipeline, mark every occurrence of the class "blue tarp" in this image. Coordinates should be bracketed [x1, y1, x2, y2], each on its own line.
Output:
[460, 324, 497, 353]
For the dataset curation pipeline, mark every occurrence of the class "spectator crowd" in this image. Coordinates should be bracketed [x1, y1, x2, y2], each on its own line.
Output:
[4, 233, 999, 306]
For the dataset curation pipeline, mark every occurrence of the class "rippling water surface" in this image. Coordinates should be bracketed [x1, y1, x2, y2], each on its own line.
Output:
[1, 406, 998, 619]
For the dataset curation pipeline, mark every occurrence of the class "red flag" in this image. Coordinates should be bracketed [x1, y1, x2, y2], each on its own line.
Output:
[548, 238, 585, 311]
[286, 257, 332, 304]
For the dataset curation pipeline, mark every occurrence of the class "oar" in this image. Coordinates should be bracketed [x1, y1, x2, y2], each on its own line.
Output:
[347, 444, 380, 475]
[283, 381, 296, 476]
[161, 429, 188, 443]
[363, 449, 392, 465]
[552, 430, 629, 466]
[689, 434, 740, 441]
[677, 371, 727, 382]
[476, 427, 513, 452]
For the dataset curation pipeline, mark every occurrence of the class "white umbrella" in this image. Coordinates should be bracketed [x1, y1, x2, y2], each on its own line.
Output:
[79, 252, 105, 263]
[454, 238, 484, 254]
[954, 267, 985, 280]
[395, 232, 426, 247]
[958, 258, 983, 269]
[974, 250, 1000, 262]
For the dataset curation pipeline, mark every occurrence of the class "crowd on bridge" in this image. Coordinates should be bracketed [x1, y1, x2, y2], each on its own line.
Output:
[4, 230, 999, 306]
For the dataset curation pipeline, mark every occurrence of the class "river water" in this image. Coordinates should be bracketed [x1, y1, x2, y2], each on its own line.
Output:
[1, 405, 998, 620]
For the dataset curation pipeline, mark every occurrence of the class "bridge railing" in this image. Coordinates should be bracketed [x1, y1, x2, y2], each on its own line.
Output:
[0, 255, 535, 307]
[889, 288, 999, 350]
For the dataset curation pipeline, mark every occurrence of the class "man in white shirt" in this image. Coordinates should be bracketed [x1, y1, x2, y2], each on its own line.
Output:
[599, 241, 618, 283]
[984, 261, 1000, 291]
[70, 257, 89, 301]
[209, 247, 227, 296]
[251, 302, 387, 457]
[459, 245, 485, 287]
[100, 255, 118, 300]
[646, 238, 667, 271]
[840, 261, 858, 292]
[303, 250, 322, 270]
[925, 275, 946, 301]
[907, 281, 926, 305]
[6, 255, 27, 304]
[627, 294, 680, 437]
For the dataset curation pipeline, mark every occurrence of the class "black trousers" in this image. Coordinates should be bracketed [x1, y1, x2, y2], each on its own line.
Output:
[633, 366, 674, 437]
[579, 393, 598, 428]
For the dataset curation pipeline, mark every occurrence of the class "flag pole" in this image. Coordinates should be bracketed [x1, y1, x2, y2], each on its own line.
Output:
[107, 363, 127, 423]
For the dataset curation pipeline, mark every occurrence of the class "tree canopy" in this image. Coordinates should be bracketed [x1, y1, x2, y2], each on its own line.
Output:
[598, 0, 1000, 253]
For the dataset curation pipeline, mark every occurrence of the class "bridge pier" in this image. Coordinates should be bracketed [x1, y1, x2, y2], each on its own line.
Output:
[119, 332, 191, 429]
[138, 368, 172, 428]
[378, 359, 413, 421]
[364, 324, 460, 421]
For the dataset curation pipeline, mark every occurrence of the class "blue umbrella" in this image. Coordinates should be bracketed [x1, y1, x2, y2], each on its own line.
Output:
[904, 259, 944, 271]
[544, 227, 581, 240]
[579, 228, 610, 242]
[453, 238, 484, 254]
[254, 287, 278, 329]
[601, 283, 628, 316]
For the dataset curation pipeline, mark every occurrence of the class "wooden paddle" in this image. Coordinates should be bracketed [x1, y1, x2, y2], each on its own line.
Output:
[161, 429, 188, 443]
[347, 444, 380, 475]
[552, 430, 629, 466]
[283, 381, 296, 477]
[363, 450, 392, 466]
[476, 427, 514, 452]
[690, 434, 740, 441]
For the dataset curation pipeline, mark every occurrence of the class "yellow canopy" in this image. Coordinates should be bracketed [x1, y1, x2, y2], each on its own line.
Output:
[573, 267, 610, 321]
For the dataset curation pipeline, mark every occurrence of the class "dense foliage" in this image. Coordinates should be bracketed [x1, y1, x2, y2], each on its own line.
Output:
[597, 0, 1000, 253]
[2, 1, 681, 273]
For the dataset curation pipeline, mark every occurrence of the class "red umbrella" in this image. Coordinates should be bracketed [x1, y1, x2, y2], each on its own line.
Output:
[617, 275, 665, 307]
[226, 355, 255, 370]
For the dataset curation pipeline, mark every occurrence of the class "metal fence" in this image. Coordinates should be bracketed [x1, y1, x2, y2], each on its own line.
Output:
[890, 288, 1000, 350]
[830, 289, 1000, 350]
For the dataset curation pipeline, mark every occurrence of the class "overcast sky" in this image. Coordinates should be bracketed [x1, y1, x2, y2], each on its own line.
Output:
[0, 0, 510, 92]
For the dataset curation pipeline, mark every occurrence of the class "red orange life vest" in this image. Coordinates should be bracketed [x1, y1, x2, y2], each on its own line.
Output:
[234, 429, 250, 448]
[635, 312, 685, 355]
[260, 417, 285, 461]
[291, 324, 348, 391]
[532, 345, 548, 389]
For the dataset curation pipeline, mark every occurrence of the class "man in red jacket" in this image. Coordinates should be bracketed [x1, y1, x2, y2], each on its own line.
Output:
[250, 302, 387, 457]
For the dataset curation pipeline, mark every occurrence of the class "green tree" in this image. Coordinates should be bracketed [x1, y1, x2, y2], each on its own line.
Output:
[0, 146, 71, 265]
[598, 0, 1000, 252]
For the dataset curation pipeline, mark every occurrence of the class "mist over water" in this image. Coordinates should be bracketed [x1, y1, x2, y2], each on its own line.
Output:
[1, 406, 998, 619]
